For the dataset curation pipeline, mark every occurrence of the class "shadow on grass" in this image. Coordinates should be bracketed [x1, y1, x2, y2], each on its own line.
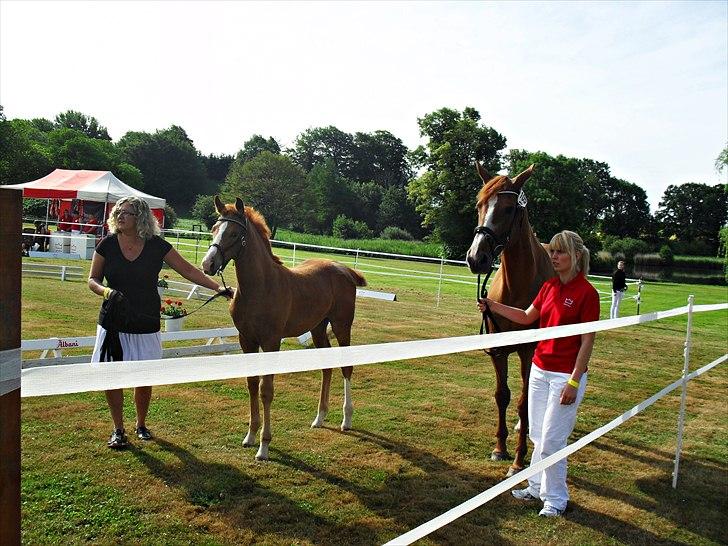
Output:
[570, 453, 727, 545]
[272, 428, 517, 546]
[132, 438, 380, 546]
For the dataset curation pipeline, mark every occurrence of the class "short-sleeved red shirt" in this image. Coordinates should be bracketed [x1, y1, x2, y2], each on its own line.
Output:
[531, 273, 600, 373]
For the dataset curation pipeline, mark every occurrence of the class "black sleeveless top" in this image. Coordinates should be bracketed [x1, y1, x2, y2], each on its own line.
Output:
[96, 234, 173, 333]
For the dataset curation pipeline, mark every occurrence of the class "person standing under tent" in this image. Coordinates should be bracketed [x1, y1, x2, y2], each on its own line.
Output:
[610, 260, 627, 319]
[88, 196, 231, 449]
[478, 230, 599, 517]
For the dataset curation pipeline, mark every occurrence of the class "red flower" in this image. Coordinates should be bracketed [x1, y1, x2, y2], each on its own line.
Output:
[165, 299, 172, 305]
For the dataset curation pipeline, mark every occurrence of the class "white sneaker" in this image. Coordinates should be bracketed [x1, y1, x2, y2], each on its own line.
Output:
[538, 505, 564, 517]
[511, 488, 538, 501]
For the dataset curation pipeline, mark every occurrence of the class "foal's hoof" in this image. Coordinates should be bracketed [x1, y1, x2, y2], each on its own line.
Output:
[506, 465, 524, 478]
[491, 450, 513, 462]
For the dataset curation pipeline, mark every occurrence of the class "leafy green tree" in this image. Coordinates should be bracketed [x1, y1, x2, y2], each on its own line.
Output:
[656, 183, 727, 254]
[30, 118, 54, 132]
[0, 111, 53, 185]
[54, 110, 111, 140]
[201, 153, 234, 185]
[291, 126, 356, 177]
[599, 177, 653, 240]
[349, 180, 382, 229]
[114, 162, 144, 190]
[715, 144, 727, 173]
[236, 135, 281, 164]
[164, 204, 178, 229]
[506, 150, 585, 240]
[47, 127, 119, 170]
[191, 194, 218, 229]
[300, 159, 357, 234]
[378, 185, 425, 238]
[408, 107, 507, 258]
[332, 214, 373, 239]
[221, 151, 307, 238]
[350, 130, 412, 187]
[117, 126, 208, 210]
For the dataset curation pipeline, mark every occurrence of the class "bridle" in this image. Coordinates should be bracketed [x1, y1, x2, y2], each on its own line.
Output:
[475, 189, 528, 348]
[208, 215, 248, 276]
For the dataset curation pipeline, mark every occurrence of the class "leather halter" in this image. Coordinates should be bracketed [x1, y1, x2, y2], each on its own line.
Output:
[475, 189, 528, 350]
[208, 215, 248, 274]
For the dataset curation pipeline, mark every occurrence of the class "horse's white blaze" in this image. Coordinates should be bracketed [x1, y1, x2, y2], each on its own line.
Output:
[201, 222, 228, 273]
[311, 410, 327, 428]
[467, 195, 498, 261]
[341, 378, 353, 431]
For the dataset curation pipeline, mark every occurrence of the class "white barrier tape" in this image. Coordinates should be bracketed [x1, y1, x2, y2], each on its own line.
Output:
[21, 303, 727, 398]
[385, 353, 727, 545]
[0, 347, 21, 396]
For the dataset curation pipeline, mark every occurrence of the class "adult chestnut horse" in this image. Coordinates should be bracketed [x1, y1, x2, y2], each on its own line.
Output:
[466, 162, 554, 477]
[202, 196, 367, 460]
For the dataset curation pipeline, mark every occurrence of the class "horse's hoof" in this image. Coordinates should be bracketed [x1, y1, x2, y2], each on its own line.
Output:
[255, 444, 269, 460]
[311, 412, 327, 428]
[491, 450, 513, 462]
[340, 424, 351, 432]
[506, 466, 524, 478]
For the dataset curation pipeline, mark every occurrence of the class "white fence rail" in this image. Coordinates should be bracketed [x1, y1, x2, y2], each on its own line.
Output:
[387, 351, 727, 545]
[21, 264, 84, 281]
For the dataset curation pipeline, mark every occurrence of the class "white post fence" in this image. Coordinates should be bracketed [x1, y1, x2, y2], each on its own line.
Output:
[672, 294, 694, 488]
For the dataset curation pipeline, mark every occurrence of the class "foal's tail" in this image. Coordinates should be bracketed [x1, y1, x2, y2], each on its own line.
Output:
[346, 267, 367, 287]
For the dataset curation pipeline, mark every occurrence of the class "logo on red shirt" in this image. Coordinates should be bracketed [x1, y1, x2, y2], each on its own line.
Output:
[564, 297, 574, 308]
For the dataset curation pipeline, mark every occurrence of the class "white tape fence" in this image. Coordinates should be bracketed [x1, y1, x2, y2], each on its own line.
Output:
[18, 298, 728, 542]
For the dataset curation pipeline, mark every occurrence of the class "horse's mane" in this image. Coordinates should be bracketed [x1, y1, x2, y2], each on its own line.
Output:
[221, 203, 284, 265]
[476, 175, 512, 208]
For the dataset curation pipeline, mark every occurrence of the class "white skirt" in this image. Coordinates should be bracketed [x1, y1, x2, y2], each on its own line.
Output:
[90, 325, 162, 364]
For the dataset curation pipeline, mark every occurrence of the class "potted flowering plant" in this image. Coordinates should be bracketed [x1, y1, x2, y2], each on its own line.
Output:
[160, 299, 188, 332]
[157, 275, 169, 297]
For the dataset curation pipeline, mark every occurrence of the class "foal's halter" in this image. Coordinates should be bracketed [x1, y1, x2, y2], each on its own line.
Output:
[475, 189, 528, 348]
[208, 215, 248, 275]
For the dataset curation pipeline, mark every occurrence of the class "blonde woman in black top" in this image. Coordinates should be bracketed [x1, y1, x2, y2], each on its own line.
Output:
[88, 197, 229, 449]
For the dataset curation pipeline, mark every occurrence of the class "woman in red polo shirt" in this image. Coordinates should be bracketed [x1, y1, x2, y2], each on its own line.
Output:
[479, 230, 599, 518]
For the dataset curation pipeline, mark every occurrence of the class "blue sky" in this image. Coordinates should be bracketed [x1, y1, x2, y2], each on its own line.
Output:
[1, 1, 725, 210]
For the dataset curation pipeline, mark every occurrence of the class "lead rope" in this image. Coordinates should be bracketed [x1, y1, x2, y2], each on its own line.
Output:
[160, 275, 233, 321]
[477, 268, 504, 358]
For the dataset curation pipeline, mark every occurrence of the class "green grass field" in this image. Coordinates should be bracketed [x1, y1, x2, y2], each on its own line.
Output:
[18, 248, 728, 545]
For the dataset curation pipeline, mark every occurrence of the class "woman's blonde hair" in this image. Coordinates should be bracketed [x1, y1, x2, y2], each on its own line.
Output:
[108, 197, 160, 240]
[549, 230, 590, 276]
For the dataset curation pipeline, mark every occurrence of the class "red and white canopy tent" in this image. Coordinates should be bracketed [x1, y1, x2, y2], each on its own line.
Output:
[7, 169, 166, 230]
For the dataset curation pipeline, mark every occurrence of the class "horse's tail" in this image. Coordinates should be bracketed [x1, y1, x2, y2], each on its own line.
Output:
[346, 267, 367, 287]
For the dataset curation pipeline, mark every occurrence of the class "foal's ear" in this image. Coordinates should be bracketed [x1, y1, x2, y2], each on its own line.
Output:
[214, 195, 225, 214]
[235, 197, 245, 213]
[475, 161, 490, 184]
[513, 164, 536, 189]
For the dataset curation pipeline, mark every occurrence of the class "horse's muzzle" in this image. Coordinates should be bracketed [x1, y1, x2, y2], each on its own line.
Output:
[467, 253, 494, 274]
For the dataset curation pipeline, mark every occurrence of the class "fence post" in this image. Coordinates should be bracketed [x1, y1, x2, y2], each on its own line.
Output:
[292, 243, 297, 267]
[355, 249, 360, 269]
[0, 188, 22, 545]
[436, 256, 445, 308]
[636, 279, 643, 315]
[672, 294, 694, 489]
[60, 265, 67, 281]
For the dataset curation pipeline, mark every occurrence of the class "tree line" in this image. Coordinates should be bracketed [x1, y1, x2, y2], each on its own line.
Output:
[1, 105, 725, 259]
